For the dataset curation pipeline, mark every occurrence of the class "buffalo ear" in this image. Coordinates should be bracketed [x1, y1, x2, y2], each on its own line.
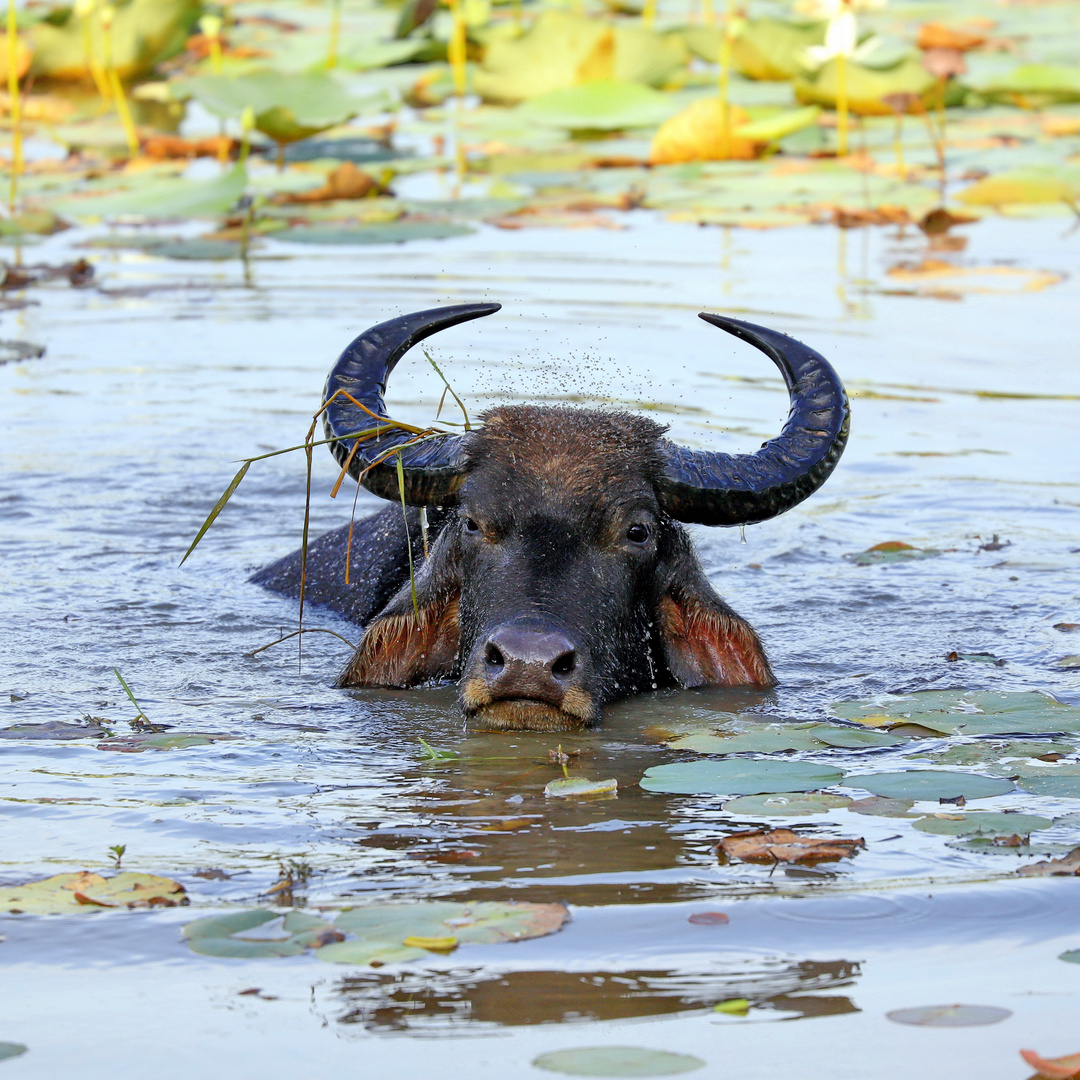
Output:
[338, 530, 461, 688]
[655, 531, 774, 689]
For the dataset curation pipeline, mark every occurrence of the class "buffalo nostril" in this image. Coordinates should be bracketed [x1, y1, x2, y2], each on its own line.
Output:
[551, 650, 576, 677]
[485, 643, 505, 668]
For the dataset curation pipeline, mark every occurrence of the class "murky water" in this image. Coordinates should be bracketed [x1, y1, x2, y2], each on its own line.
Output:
[1, 214, 1078, 1078]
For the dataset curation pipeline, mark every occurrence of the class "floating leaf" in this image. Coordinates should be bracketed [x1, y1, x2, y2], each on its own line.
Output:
[533, 1046, 705, 1076]
[316, 940, 428, 965]
[97, 732, 235, 753]
[912, 812, 1052, 836]
[847, 796, 915, 817]
[808, 725, 906, 749]
[667, 725, 826, 755]
[844, 541, 941, 566]
[1017, 766, 1080, 798]
[401, 935, 458, 952]
[980, 64, 1080, 106]
[848, 771, 1014, 801]
[683, 18, 826, 81]
[732, 106, 821, 143]
[831, 690, 1080, 736]
[1059, 951, 1080, 965]
[958, 170, 1080, 208]
[1017, 846, 1080, 878]
[0, 1044, 27, 1061]
[718, 828, 864, 864]
[0, 720, 107, 740]
[713, 998, 751, 1015]
[688, 912, 729, 925]
[545, 777, 618, 797]
[885, 1004, 1012, 1027]
[650, 100, 761, 164]
[519, 81, 677, 132]
[0, 872, 185, 915]
[723, 792, 852, 816]
[273, 222, 474, 245]
[1019, 1048, 1080, 1080]
[641, 759, 843, 796]
[794, 57, 936, 116]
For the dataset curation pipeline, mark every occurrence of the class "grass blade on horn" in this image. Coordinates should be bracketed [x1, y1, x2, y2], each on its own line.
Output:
[396, 452, 419, 620]
[423, 348, 471, 430]
[179, 460, 250, 566]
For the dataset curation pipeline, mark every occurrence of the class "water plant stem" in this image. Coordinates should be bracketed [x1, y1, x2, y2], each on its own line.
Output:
[76, 0, 112, 105]
[892, 114, 906, 179]
[716, 0, 735, 158]
[6, 0, 22, 214]
[101, 6, 139, 158]
[448, 0, 467, 99]
[642, 0, 657, 30]
[327, 0, 342, 69]
[835, 51, 849, 156]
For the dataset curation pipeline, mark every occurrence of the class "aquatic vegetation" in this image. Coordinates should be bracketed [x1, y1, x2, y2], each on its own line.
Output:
[0, 871, 186, 913]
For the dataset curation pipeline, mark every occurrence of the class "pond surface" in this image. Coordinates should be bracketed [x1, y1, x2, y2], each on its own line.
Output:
[1, 214, 1079, 1078]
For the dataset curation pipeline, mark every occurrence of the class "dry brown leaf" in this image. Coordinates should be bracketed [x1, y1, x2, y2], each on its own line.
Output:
[1020, 1048, 1080, 1079]
[142, 134, 237, 161]
[1042, 116, 1080, 138]
[1017, 846, 1080, 878]
[921, 47, 968, 80]
[650, 101, 760, 165]
[718, 828, 865, 864]
[273, 162, 386, 205]
[917, 23, 988, 52]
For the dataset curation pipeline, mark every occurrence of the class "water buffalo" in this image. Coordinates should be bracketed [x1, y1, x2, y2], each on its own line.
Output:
[253, 303, 849, 731]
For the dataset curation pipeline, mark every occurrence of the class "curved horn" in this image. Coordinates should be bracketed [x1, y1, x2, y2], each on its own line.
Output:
[323, 303, 501, 506]
[656, 314, 850, 527]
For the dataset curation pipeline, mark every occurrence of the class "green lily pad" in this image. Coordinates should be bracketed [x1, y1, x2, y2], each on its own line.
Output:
[180, 73, 383, 146]
[0, 871, 185, 914]
[333, 900, 568, 946]
[545, 777, 618, 797]
[1016, 766, 1080, 798]
[947, 838, 1074, 857]
[315, 940, 428, 965]
[0, 1043, 27, 1061]
[0, 720, 107, 740]
[928, 741, 1076, 767]
[844, 541, 941, 566]
[683, 18, 825, 81]
[666, 725, 826, 755]
[958, 170, 1080, 208]
[732, 106, 821, 143]
[273, 222, 474, 245]
[808, 725, 906, 749]
[533, 1046, 705, 1077]
[847, 771, 1014, 801]
[847, 797, 915, 817]
[912, 812, 1053, 837]
[1059, 950, 1080, 964]
[830, 690, 1080, 737]
[794, 56, 936, 116]
[980, 64, 1080, 106]
[184, 909, 329, 958]
[640, 759, 843, 796]
[519, 81, 677, 132]
[97, 732, 235, 752]
[722, 792, 852, 816]
[885, 1004, 1012, 1027]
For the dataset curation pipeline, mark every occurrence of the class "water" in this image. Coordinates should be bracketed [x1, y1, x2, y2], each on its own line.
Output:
[1, 214, 1079, 1078]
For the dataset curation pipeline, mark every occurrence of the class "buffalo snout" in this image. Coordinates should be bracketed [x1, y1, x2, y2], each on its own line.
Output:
[461, 619, 595, 731]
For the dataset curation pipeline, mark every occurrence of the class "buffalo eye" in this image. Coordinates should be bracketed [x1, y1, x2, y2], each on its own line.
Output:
[463, 516, 481, 534]
[626, 523, 650, 544]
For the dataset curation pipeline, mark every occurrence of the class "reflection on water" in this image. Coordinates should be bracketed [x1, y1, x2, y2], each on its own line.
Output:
[336, 959, 861, 1032]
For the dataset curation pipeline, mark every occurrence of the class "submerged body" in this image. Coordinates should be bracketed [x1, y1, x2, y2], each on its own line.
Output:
[254, 305, 849, 731]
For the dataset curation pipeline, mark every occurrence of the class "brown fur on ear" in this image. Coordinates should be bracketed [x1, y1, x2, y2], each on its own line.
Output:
[658, 592, 774, 689]
[338, 594, 460, 688]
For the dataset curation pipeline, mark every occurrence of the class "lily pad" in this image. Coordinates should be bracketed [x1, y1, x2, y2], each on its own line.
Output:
[1059, 950, 1080, 964]
[885, 1004, 1012, 1027]
[0, 720, 107, 740]
[273, 222, 474, 245]
[184, 911, 312, 958]
[545, 777, 618, 797]
[640, 759, 843, 796]
[844, 541, 941, 566]
[795, 57, 936, 116]
[732, 106, 821, 143]
[912, 812, 1053, 836]
[830, 690, 1080, 737]
[980, 64, 1080, 106]
[847, 797, 915, 817]
[1016, 766, 1080, 798]
[847, 771, 1014, 801]
[0, 1043, 27, 1061]
[808, 725, 906, 749]
[315, 940, 428, 965]
[666, 725, 826, 755]
[958, 170, 1080, 209]
[519, 81, 677, 132]
[722, 792, 852, 816]
[97, 732, 235, 753]
[533, 1046, 705, 1076]
[0, 871, 185, 914]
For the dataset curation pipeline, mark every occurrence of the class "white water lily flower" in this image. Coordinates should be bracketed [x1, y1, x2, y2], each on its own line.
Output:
[795, 0, 886, 18]
[804, 8, 858, 65]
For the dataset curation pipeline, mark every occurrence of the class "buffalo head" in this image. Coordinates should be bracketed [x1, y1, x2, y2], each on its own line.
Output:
[317, 304, 848, 732]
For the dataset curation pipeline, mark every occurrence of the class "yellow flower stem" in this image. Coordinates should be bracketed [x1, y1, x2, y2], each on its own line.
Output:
[642, 0, 656, 30]
[448, 0, 467, 99]
[893, 114, 905, 180]
[78, 4, 112, 104]
[701, 0, 714, 25]
[101, 8, 139, 158]
[6, 0, 22, 214]
[716, 0, 734, 158]
[210, 36, 223, 74]
[835, 51, 849, 157]
[327, 0, 341, 70]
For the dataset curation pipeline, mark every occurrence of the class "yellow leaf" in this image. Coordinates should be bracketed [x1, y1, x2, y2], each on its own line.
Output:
[402, 935, 459, 952]
[649, 100, 760, 164]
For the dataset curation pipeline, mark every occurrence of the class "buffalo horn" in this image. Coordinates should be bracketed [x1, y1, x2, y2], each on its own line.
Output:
[323, 303, 501, 505]
[657, 314, 850, 526]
